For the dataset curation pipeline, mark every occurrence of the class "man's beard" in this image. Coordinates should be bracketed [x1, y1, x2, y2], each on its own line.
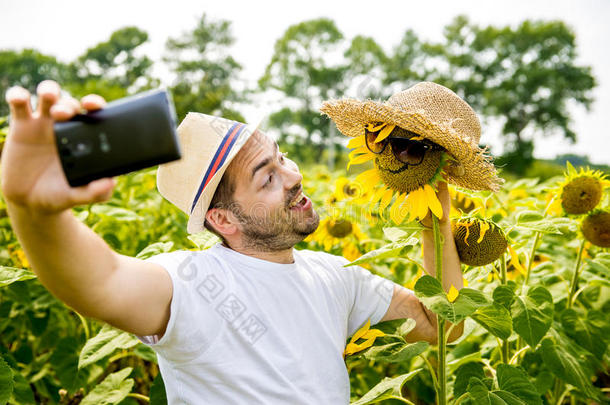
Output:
[229, 186, 320, 252]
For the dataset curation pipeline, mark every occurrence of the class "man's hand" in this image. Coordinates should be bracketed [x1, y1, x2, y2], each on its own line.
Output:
[1, 80, 115, 215]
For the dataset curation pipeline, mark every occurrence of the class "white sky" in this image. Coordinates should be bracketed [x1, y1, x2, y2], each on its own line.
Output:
[2, 0, 609, 164]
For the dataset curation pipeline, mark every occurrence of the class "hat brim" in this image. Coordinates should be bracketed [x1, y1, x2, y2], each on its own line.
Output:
[321, 99, 503, 192]
[185, 120, 262, 234]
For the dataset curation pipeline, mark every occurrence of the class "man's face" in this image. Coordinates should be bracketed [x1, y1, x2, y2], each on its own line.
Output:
[225, 130, 320, 251]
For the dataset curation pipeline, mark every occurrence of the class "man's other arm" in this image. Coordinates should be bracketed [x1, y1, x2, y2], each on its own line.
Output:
[379, 182, 464, 344]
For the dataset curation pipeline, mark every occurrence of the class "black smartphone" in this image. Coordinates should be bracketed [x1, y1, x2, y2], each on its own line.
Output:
[54, 89, 181, 187]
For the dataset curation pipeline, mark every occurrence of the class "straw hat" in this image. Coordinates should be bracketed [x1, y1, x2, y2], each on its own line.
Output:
[156, 112, 258, 234]
[320, 81, 503, 191]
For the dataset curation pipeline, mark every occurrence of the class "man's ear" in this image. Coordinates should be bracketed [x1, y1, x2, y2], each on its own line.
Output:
[206, 208, 238, 236]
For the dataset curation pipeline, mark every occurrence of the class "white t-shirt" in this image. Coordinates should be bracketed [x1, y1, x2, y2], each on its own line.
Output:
[137, 243, 404, 404]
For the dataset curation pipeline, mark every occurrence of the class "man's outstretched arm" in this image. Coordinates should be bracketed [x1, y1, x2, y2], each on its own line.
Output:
[1, 81, 173, 338]
[380, 181, 464, 344]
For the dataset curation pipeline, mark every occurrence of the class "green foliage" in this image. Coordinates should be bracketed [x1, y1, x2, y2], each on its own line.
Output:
[66, 26, 157, 99]
[80, 367, 134, 405]
[510, 286, 554, 347]
[426, 16, 596, 174]
[0, 14, 607, 405]
[0, 49, 66, 115]
[259, 18, 348, 162]
[414, 276, 489, 323]
[163, 13, 245, 122]
[78, 324, 139, 369]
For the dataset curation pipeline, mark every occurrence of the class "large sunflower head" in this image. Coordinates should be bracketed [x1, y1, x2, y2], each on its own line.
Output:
[347, 123, 448, 224]
[452, 217, 508, 267]
[581, 209, 610, 248]
[305, 216, 368, 260]
[364, 123, 445, 194]
[558, 162, 609, 215]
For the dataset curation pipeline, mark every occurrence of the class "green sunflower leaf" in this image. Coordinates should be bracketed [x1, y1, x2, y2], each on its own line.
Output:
[414, 276, 489, 323]
[511, 286, 553, 347]
[351, 369, 421, 405]
[345, 236, 418, 267]
[0, 266, 37, 288]
[538, 337, 601, 401]
[471, 303, 512, 340]
[78, 324, 139, 369]
[80, 367, 134, 405]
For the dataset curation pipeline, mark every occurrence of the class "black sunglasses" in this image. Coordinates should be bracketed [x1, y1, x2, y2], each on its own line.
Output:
[365, 129, 444, 166]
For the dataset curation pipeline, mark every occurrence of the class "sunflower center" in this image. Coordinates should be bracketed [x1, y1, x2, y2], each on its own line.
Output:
[581, 211, 610, 248]
[561, 176, 603, 215]
[327, 219, 353, 238]
[452, 219, 508, 267]
[371, 126, 444, 193]
[343, 184, 359, 197]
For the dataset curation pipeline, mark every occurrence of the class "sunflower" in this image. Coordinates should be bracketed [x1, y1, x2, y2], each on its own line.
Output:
[452, 217, 508, 267]
[557, 162, 609, 215]
[347, 124, 447, 224]
[448, 186, 487, 216]
[305, 217, 368, 261]
[581, 209, 610, 248]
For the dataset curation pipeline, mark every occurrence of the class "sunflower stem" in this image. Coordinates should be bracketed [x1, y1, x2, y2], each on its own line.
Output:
[516, 231, 541, 357]
[432, 215, 447, 405]
[499, 254, 510, 364]
[523, 231, 541, 288]
[567, 239, 586, 309]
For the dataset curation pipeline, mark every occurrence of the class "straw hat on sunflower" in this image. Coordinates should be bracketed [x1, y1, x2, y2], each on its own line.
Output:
[320, 81, 504, 224]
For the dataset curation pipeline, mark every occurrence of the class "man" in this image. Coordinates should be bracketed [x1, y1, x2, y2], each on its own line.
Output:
[1, 80, 463, 404]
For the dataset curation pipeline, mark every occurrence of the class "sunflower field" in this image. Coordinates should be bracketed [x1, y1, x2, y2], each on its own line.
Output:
[0, 156, 609, 404]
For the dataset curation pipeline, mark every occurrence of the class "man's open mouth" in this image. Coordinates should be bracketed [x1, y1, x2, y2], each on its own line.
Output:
[288, 191, 311, 211]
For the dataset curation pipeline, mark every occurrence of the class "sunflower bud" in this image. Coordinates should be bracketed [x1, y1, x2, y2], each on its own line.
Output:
[452, 218, 508, 266]
[581, 210, 610, 248]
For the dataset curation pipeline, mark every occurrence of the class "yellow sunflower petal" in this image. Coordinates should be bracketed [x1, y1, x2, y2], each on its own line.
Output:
[343, 335, 379, 356]
[460, 221, 473, 246]
[379, 188, 395, 214]
[424, 184, 443, 219]
[347, 153, 375, 170]
[362, 329, 386, 339]
[375, 124, 396, 143]
[416, 187, 431, 220]
[370, 186, 387, 207]
[508, 244, 527, 276]
[366, 122, 386, 132]
[390, 193, 408, 224]
[351, 319, 371, 342]
[405, 189, 420, 222]
[348, 146, 369, 159]
[355, 168, 381, 190]
[347, 136, 365, 149]
[477, 221, 490, 244]
[447, 285, 459, 303]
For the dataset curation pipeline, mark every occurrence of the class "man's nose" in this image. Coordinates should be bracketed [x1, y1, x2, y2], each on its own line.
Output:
[282, 160, 303, 190]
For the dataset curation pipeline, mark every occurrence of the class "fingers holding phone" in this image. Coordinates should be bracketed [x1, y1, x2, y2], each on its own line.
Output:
[1, 80, 115, 215]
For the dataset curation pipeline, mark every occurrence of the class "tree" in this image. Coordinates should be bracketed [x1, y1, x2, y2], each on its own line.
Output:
[259, 18, 349, 161]
[66, 26, 157, 101]
[343, 35, 389, 100]
[0, 49, 66, 116]
[163, 13, 245, 122]
[426, 16, 596, 174]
